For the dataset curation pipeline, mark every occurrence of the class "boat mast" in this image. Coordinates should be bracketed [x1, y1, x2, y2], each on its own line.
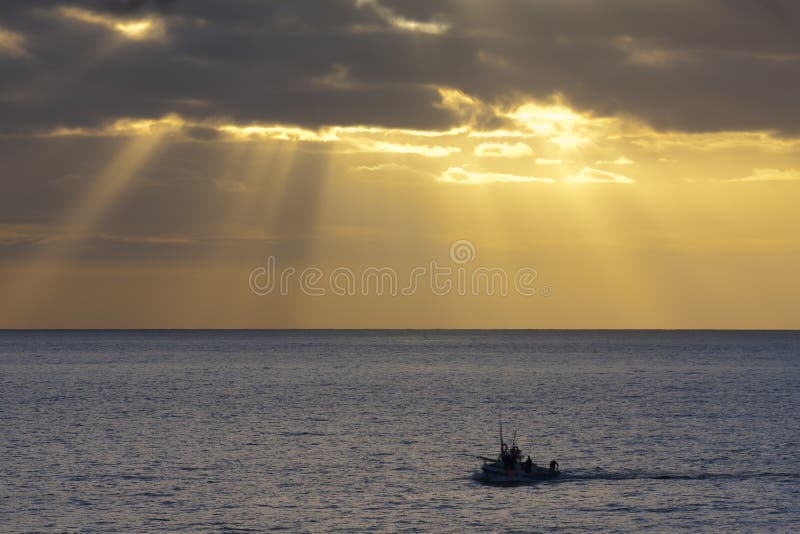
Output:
[498, 406, 504, 451]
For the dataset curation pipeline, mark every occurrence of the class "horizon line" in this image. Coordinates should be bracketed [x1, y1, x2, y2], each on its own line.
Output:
[1, 328, 798, 333]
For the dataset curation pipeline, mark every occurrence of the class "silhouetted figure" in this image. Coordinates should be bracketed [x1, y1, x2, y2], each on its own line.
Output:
[523, 455, 533, 473]
[549, 460, 559, 473]
[500, 442, 513, 469]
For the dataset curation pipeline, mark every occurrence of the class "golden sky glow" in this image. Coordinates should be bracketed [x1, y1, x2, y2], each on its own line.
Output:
[35, 88, 800, 187]
[1, 1, 799, 328]
[0, 26, 29, 58]
[57, 6, 165, 41]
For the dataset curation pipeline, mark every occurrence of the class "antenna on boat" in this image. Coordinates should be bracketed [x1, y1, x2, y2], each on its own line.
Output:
[498, 405, 504, 451]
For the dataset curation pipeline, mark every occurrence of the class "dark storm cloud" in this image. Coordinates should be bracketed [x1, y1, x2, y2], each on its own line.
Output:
[104, 0, 176, 14]
[2, 0, 800, 134]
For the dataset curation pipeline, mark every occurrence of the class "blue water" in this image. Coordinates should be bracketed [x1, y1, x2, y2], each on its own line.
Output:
[1, 330, 798, 532]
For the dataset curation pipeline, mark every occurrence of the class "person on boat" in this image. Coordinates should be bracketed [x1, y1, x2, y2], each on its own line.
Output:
[500, 442, 513, 469]
[523, 455, 533, 473]
[549, 460, 559, 473]
[510, 444, 521, 462]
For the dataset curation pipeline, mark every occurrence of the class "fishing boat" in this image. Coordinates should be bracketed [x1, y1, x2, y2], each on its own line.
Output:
[473, 414, 561, 484]
[477, 453, 561, 484]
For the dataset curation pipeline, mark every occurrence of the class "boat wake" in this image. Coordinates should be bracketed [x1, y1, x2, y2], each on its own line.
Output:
[551, 468, 800, 482]
[471, 467, 800, 485]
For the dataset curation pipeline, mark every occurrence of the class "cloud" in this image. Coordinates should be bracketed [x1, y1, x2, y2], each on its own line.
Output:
[352, 163, 432, 180]
[311, 63, 355, 90]
[2, 1, 800, 137]
[43, 115, 187, 138]
[437, 167, 554, 184]
[724, 168, 800, 182]
[41, 112, 462, 156]
[0, 26, 29, 58]
[473, 142, 532, 158]
[614, 35, 695, 68]
[354, 0, 449, 35]
[595, 156, 634, 165]
[56, 6, 166, 41]
[350, 140, 459, 157]
[535, 158, 564, 165]
[504, 100, 597, 148]
[565, 167, 635, 184]
[217, 123, 340, 142]
[354, 163, 413, 172]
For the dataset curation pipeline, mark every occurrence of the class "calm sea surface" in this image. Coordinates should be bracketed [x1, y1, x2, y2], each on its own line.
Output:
[1, 330, 798, 532]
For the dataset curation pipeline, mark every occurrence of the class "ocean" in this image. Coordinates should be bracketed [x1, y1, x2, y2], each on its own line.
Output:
[1, 330, 798, 532]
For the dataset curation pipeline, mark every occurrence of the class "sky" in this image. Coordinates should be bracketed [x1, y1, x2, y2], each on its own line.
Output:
[1, 0, 799, 328]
